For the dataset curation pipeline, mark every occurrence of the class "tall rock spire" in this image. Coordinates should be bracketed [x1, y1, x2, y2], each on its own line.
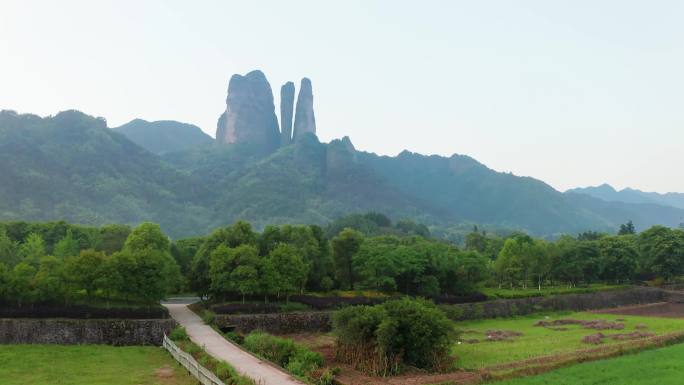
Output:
[280, 82, 295, 145]
[215, 70, 280, 152]
[293, 77, 316, 140]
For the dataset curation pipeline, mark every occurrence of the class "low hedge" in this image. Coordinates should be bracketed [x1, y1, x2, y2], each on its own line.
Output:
[289, 295, 388, 310]
[211, 303, 281, 314]
[0, 303, 169, 319]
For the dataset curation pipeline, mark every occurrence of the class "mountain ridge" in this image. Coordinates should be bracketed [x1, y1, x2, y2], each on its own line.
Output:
[568, 184, 684, 210]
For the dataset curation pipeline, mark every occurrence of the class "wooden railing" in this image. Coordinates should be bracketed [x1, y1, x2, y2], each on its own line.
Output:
[162, 334, 226, 385]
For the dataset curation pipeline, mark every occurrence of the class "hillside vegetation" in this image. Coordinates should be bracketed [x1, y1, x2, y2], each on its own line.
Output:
[2, 109, 684, 238]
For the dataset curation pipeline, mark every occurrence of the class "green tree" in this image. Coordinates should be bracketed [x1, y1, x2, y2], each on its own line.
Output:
[231, 265, 259, 303]
[209, 244, 260, 300]
[96, 224, 131, 254]
[599, 236, 638, 283]
[0, 229, 19, 267]
[0, 263, 9, 301]
[191, 221, 258, 298]
[332, 228, 364, 290]
[465, 231, 487, 254]
[54, 229, 80, 258]
[64, 250, 106, 298]
[639, 226, 684, 281]
[619, 220, 636, 235]
[19, 233, 46, 266]
[124, 222, 180, 300]
[35, 255, 65, 303]
[266, 244, 309, 301]
[124, 222, 170, 253]
[9, 262, 36, 306]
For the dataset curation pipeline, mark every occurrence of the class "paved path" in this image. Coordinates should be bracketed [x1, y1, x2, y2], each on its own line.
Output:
[164, 303, 305, 385]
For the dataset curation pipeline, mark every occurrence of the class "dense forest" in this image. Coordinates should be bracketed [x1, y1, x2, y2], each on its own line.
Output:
[1, 214, 682, 307]
[3, 109, 684, 240]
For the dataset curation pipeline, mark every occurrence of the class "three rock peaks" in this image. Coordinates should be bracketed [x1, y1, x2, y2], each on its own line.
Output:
[216, 70, 317, 152]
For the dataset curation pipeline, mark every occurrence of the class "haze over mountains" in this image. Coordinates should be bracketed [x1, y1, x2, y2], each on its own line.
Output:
[1, 70, 683, 239]
[568, 184, 684, 211]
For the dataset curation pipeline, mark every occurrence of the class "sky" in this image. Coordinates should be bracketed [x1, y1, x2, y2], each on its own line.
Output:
[1, 0, 683, 193]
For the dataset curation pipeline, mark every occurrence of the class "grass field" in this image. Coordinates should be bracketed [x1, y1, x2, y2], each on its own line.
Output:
[490, 341, 684, 385]
[480, 284, 629, 299]
[0, 345, 195, 385]
[452, 311, 684, 369]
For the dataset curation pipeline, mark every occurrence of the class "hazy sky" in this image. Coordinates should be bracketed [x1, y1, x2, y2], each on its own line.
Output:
[2, 1, 683, 193]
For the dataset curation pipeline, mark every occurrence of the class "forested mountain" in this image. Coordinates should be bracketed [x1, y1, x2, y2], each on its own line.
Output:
[2, 108, 683, 239]
[112, 119, 213, 155]
[568, 184, 684, 210]
[0, 110, 213, 237]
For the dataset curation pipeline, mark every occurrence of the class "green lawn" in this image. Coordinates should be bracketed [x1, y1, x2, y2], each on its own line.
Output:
[491, 341, 684, 385]
[480, 284, 629, 299]
[0, 345, 196, 385]
[452, 311, 684, 369]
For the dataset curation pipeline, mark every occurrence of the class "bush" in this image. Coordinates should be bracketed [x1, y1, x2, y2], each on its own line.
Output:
[169, 326, 189, 342]
[242, 331, 325, 381]
[224, 331, 244, 344]
[202, 309, 216, 325]
[333, 298, 454, 375]
[243, 332, 297, 367]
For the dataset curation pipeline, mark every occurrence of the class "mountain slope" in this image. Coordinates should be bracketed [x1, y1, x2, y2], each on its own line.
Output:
[113, 119, 213, 155]
[0, 110, 212, 237]
[2, 109, 683, 238]
[568, 184, 684, 210]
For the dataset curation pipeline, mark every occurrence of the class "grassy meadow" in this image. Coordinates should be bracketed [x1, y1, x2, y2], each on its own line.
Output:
[490, 341, 684, 385]
[451, 311, 684, 369]
[0, 345, 195, 385]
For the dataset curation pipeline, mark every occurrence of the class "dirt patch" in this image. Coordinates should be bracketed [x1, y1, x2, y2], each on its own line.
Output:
[593, 302, 684, 318]
[484, 330, 523, 342]
[154, 365, 178, 385]
[535, 318, 624, 330]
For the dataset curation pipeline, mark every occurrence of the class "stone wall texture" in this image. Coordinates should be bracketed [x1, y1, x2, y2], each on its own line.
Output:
[0, 318, 177, 346]
[215, 288, 668, 333]
[444, 287, 669, 321]
[215, 311, 332, 334]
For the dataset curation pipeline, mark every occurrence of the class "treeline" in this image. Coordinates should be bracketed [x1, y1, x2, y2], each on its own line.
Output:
[3, 215, 684, 307]
[468, 221, 684, 288]
[186, 220, 489, 302]
[0, 222, 179, 305]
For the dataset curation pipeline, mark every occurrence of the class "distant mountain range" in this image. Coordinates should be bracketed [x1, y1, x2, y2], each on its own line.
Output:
[1, 70, 683, 239]
[567, 184, 684, 210]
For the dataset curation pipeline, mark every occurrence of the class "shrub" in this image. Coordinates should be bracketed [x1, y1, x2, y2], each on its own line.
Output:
[224, 331, 244, 344]
[202, 309, 216, 325]
[333, 298, 454, 375]
[243, 332, 297, 367]
[242, 331, 325, 382]
[286, 347, 324, 377]
[439, 304, 464, 320]
[169, 326, 189, 342]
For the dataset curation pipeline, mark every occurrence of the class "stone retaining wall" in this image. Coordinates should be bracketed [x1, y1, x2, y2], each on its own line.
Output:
[215, 288, 669, 333]
[0, 318, 176, 345]
[442, 287, 669, 321]
[215, 311, 332, 334]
